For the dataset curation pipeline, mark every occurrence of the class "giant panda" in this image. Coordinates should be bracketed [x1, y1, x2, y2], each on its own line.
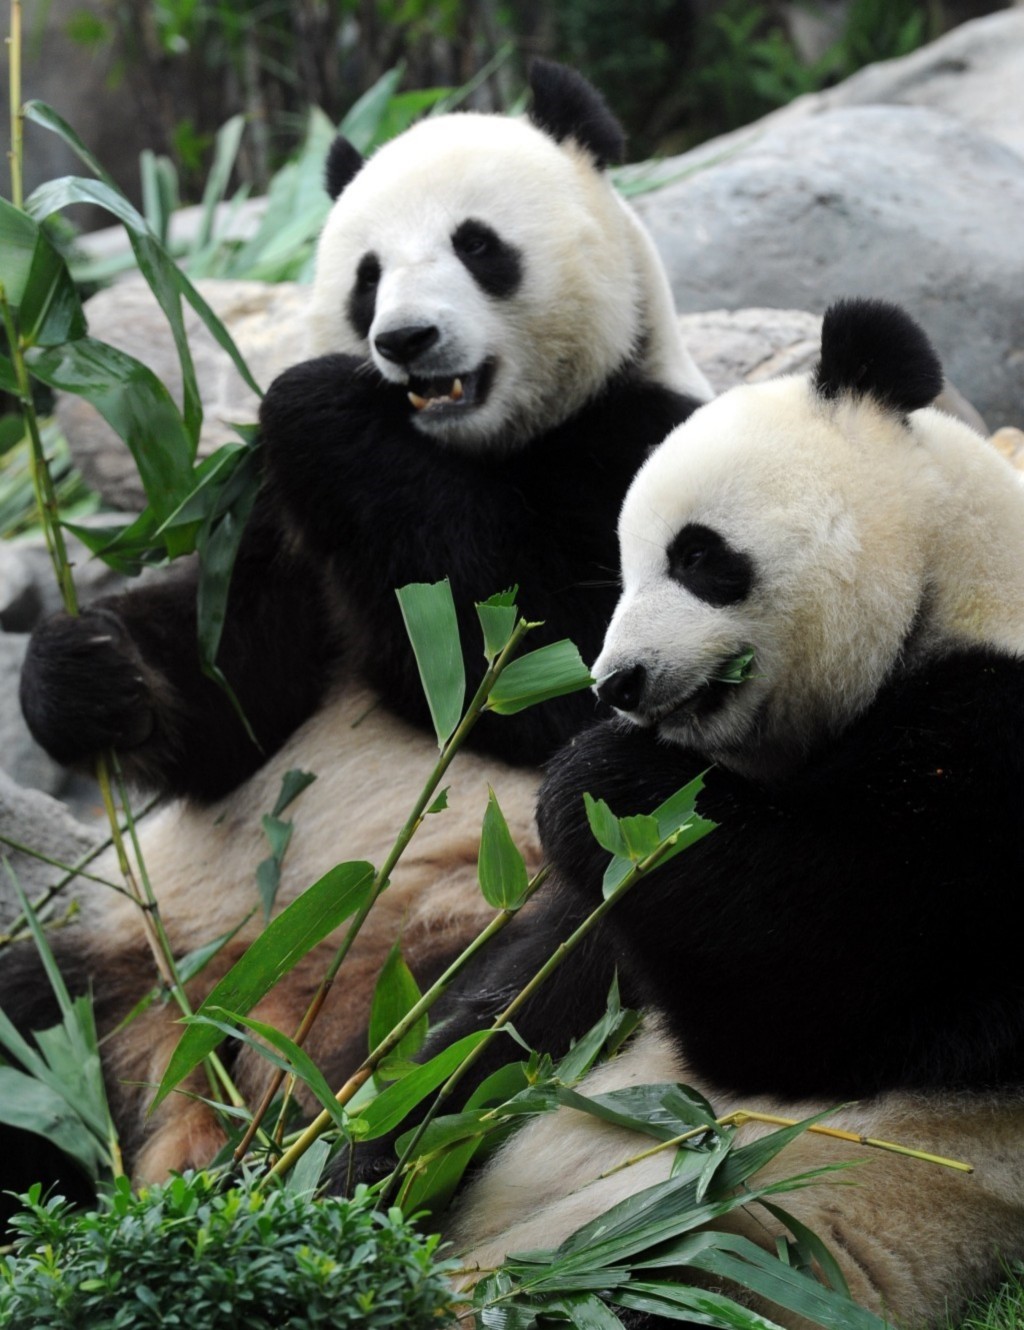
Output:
[3, 61, 708, 1204]
[378, 299, 1024, 1328]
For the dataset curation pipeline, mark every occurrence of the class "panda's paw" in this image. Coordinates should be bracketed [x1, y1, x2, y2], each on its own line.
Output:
[20, 607, 158, 766]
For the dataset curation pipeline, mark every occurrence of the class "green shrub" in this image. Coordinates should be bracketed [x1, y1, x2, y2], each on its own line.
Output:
[0, 1173, 456, 1329]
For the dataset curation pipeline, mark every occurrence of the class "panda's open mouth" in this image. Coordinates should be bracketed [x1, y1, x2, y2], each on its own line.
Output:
[407, 360, 494, 416]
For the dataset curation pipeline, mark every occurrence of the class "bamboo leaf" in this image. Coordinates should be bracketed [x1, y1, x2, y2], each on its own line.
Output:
[487, 639, 593, 715]
[396, 580, 465, 747]
[153, 860, 375, 1108]
[25, 337, 195, 524]
[357, 1030, 494, 1138]
[0, 353, 17, 393]
[477, 787, 530, 909]
[584, 794, 628, 858]
[614, 1280, 781, 1328]
[476, 587, 519, 662]
[271, 769, 318, 818]
[547, 1294, 628, 1330]
[0, 1066, 106, 1178]
[194, 1008, 352, 1133]
[369, 943, 428, 1063]
[0, 198, 85, 346]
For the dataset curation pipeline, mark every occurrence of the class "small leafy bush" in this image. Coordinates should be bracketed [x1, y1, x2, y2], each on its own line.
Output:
[0, 1173, 457, 1329]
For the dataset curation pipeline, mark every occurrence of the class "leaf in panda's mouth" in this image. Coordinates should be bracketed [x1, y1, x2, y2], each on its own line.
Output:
[407, 362, 493, 414]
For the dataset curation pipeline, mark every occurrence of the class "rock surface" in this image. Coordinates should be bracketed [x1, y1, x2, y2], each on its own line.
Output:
[635, 102, 1024, 430]
[0, 768, 101, 931]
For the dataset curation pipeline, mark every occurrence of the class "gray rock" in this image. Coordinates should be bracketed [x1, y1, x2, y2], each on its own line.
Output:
[0, 541, 43, 633]
[777, 9, 1024, 160]
[0, 767, 101, 932]
[56, 277, 309, 509]
[0, 634, 66, 796]
[681, 306, 988, 432]
[637, 104, 1024, 430]
[0, 532, 129, 630]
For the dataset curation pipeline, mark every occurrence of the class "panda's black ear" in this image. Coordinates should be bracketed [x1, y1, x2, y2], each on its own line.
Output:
[814, 298, 944, 415]
[527, 59, 626, 169]
[325, 135, 364, 200]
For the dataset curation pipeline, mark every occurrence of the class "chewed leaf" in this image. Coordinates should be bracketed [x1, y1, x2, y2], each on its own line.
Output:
[477, 587, 519, 662]
[714, 648, 757, 685]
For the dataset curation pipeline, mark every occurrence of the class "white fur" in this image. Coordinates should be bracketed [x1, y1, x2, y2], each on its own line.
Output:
[308, 111, 709, 452]
[597, 378, 1024, 776]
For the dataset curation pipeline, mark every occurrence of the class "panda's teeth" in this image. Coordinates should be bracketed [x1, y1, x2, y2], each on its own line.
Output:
[451, 378, 464, 401]
[408, 391, 429, 410]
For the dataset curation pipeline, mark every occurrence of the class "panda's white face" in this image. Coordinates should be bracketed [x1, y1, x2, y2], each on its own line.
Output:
[593, 371, 1024, 777]
[308, 113, 660, 452]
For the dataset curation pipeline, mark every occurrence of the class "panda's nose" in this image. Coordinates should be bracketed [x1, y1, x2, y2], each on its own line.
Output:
[596, 663, 646, 713]
[375, 324, 440, 366]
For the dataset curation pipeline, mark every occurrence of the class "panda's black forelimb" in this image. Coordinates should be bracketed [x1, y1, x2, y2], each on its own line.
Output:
[19, 496, 339, 801]
[258, 353, 697, 768]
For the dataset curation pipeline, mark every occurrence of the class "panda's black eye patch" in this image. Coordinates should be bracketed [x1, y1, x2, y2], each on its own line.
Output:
[452, 220, 522, 299]
[347, 252, 381, 339]
[667, 523, 754, 606]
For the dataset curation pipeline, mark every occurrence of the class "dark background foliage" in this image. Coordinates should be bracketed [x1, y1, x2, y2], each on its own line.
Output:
[2, 0, 1012, 220]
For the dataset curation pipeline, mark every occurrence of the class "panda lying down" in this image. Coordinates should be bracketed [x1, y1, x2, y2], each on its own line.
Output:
[370, 300, 1024, 1329]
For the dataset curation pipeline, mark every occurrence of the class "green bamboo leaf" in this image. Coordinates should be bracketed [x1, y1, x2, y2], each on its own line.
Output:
[476, 587, 519, 662]
[0, 1066, 106, 1178]
[286, 1137, 332, 1195]
[0, 198, 85, 346]
[583, 794, 628, 858]
[195, 445, 262, 704]
[25, 337, 195, 523]
[153, 860, 375, 1108]
[487, 639, 593, 715]
[554, 976, 639, 1085]
[618, 813, 662, 861]
[614, 1280, 779, 1328]
[357, 1030, 493, 1138]
[759, 1201, 851, 1297]
[0, 353, 18, 393]
[271, 769, 318, 818]
[547, 1294, 627, 1330]
[396, 1133, 481, 1216]
[23, 99, 118, 184]
[478, 787, 530, 909]
[369, 943, 428, 1063]
[338, 67, 407, 152]
[195, 114, 246, 252]
[396, 580, 465, 747]
[634, 1232, 883, 1330]
[556, 1082, 720, 1144]
[194, 1008, 352, 1132]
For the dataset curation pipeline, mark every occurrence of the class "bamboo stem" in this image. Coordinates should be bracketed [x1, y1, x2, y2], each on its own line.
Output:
[597, 1109, 973, 1179]
[243, 620, 539, 1167]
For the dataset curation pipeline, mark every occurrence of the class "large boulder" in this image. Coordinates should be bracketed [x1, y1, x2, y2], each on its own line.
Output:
[636, 102, 1024, 429]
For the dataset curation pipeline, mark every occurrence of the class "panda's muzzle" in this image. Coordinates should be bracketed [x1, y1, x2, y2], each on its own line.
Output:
[598, 655, 744, 726]
[407, 361, 494, 416]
